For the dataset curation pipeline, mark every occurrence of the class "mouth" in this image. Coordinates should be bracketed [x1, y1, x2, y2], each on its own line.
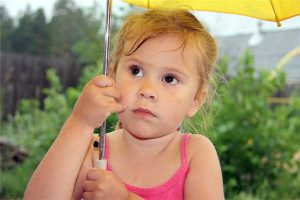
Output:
[132, 108, 156, 117]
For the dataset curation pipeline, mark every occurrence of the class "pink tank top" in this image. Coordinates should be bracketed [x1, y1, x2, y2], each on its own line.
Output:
[104, 134, 190, 200]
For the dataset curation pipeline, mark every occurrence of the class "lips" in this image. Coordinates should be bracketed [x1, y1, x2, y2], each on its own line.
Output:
[133, 107, 156, 117]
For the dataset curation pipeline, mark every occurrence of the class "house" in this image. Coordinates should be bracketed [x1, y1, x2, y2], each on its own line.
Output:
[216, 27, 300, 85]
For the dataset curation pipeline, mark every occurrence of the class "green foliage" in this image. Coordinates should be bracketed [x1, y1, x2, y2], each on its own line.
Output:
[11, 8, 50, 55]
[1, 69, 70, 198]
[230, 192, 261, 200]
[71, 4, 104, 66]
[211, 51, 300, 199]
[49, 0, 91, 58]
[0, 64, 117, 199]
[1, 5, 50, 55]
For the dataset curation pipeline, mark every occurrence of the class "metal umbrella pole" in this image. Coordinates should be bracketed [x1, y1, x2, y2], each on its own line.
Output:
[96, 0, 112, 169]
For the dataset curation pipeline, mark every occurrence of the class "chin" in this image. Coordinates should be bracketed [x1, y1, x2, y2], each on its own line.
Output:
[123, 124, 154, 139]
[123, 123, 175, 140]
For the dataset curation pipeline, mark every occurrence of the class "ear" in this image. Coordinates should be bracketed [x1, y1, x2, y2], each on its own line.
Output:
[186, 91, 207, 118]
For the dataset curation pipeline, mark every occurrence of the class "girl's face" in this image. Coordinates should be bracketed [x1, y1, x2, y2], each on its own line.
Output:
[115, 33, 204, 139]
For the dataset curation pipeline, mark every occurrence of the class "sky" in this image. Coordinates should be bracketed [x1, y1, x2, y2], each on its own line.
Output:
[1, 0, 300, 36]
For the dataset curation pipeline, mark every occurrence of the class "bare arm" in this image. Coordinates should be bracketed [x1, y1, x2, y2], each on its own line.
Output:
[24, 116, 94, 200]
[24, 75, 125, 199]
[184, 135, 224, 200]
[72, 135, 94, 200]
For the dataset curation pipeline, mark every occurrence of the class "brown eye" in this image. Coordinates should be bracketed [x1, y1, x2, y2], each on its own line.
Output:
[163, 75, 178, 84]
[130, 66, 144, 77]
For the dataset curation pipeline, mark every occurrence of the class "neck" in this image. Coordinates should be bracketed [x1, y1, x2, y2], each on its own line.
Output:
[119, 129, 178, 157]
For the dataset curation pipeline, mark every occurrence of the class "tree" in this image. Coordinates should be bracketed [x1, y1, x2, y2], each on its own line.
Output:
[9, 6, 49, 55]
[31, 9, 50, 55]
[49, 0, 87, 59]
[0, 6, 14, 51]
[71, 2, 104, 65]
[10, 6, 35, 53]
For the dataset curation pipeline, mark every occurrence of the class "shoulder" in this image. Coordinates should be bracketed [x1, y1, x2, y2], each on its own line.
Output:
[186, 133, 220, 174]
[184, 134, 224, 199]
[187, 134, 217, 161]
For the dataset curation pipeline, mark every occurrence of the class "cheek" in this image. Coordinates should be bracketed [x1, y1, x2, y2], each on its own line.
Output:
[116, 82, 135, 106]
[160, 103, 184, 130]
[168, 92, 193, 108]
[163, 96, 186, 116]
[166, 95, 194, 118]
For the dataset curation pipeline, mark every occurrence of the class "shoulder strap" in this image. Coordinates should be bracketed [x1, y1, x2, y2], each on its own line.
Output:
[181, 133, 191, 166]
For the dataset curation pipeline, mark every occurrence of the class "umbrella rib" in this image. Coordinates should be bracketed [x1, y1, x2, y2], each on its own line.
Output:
[269, 0, 281, 27]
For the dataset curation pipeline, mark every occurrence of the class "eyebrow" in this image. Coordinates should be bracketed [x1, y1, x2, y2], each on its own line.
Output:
[160, 66, 188, 77]
[123, 56, 147, 66]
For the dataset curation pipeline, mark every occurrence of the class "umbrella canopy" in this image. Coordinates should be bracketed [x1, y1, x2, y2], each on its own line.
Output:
[123, 0, 300, 26]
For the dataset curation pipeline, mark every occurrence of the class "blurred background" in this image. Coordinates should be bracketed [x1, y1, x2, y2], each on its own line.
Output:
[1, 0, 300, 199]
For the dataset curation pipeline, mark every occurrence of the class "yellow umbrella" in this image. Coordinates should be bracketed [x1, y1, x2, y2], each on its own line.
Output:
[123, 0, 300, 26]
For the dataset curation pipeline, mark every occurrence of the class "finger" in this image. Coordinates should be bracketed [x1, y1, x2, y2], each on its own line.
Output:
[82, 192, 92, 200]
[82, 180, 94, 192]
[86, 168, 100, 180]
[82, 180, 96, 192]
[102, 87, 122, 100]
[92, 75, 115, 87]
[86, 168, 106, 180]
[107, 102, 126, 113]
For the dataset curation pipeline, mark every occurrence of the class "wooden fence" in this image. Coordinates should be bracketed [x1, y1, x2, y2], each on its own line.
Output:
[1, 51, 83, 118]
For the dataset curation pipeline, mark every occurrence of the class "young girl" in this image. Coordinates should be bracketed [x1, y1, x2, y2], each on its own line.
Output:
[24, 9, 224, 200]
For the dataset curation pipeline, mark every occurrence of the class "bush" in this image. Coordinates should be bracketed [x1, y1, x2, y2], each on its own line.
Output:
[212, 51, 300, 199]
[1, 69, 70, 198]
[0, 65, 117, 198]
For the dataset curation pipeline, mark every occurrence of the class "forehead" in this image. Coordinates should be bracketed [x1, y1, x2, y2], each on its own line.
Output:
[123, 33, 200, 74]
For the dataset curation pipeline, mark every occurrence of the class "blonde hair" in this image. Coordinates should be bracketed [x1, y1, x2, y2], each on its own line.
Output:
[109, 9, 218, 130]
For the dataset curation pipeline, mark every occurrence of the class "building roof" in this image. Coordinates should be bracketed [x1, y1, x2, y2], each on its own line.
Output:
[216, 28, 300, 84]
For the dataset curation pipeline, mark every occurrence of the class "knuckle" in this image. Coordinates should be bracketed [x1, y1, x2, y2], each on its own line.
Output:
[82, 192, 90, 199]
[86, 169, 96, 179]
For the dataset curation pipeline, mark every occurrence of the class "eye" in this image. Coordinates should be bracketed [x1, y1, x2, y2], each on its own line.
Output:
[163, 75, 178, 85]
[130, 65, 144, 77]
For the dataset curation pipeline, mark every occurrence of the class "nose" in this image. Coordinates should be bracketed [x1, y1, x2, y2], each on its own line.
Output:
[138, 81, 158, 101]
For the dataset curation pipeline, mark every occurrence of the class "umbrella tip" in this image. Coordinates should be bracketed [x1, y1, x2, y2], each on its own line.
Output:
[277, 20, 282, 27]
